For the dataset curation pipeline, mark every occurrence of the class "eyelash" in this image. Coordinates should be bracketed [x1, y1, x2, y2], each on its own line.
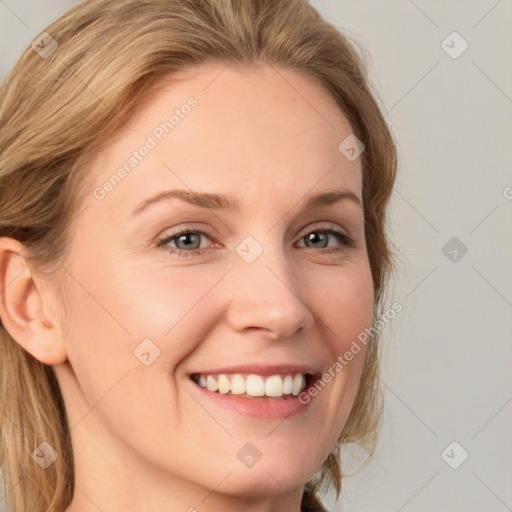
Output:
[156, 226, 355, 258]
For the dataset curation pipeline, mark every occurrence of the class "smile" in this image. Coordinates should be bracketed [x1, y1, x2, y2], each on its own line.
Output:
[191, 373, 309, 398]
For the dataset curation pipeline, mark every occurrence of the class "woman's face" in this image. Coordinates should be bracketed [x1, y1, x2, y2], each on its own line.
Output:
[52, 62, 374, 505]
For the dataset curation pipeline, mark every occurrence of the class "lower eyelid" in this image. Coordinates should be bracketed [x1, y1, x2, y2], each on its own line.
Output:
[158, 228, 353, 255]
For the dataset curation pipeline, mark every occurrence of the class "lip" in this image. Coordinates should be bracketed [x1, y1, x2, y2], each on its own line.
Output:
[186, 364, 322, 420]
[188, 363, 321, 377]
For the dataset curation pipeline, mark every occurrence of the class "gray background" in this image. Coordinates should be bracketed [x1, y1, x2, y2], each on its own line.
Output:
[1, 1, 511, 511]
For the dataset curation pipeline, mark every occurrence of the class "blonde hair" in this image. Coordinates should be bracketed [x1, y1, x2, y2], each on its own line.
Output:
[0, 0, 397, 510]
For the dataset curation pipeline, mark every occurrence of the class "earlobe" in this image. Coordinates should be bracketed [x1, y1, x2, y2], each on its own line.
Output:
[0, 237, 68, 365]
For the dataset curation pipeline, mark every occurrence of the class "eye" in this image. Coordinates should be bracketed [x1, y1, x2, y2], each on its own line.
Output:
[156, 225, 355, 258]
[297, 227, 355, 254]
[156, 228, 213, 257]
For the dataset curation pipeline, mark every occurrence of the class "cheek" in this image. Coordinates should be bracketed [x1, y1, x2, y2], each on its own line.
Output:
[307, 264, 374, 431]
[60, 260, 226, 410]
[58, 266, 187, 464]
[65, 254, 223, 349]
[315, 263, 374, 347]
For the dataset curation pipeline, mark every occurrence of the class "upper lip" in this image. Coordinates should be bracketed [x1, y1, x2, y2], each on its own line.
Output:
[189, 364, 321, 377]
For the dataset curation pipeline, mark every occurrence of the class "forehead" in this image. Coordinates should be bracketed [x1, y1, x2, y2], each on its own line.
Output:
[83, 62, 362, 214]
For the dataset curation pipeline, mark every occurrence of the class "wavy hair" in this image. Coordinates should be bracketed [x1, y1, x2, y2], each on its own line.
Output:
[0, 0, 397, 510]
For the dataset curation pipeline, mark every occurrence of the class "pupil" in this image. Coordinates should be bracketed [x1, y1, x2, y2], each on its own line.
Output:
[178, 233, 199, 250]
[308, 232, 326, 248]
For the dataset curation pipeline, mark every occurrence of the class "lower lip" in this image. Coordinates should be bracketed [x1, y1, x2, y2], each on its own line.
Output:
[189, 378, 315, 419]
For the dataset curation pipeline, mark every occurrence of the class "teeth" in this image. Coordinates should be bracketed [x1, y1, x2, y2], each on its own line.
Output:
[206, 375, 218, 392]
[195, 373, 308, 398]
[218, 374, 230, 394]
[283, 375, 293, 394]
[230, 374, 246, 394]
[246, 375, 265, 396]
[265, 375, 283, 397]
[292, 374, 303, 396]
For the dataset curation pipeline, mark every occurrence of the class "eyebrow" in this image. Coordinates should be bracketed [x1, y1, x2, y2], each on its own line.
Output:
[130, 188, 362, 216]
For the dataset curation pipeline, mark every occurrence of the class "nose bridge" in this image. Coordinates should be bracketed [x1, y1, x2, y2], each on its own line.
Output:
[224, 233, 315, 338]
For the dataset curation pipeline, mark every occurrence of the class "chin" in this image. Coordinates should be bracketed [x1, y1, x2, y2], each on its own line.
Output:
[216, 465, 313, 498]
[203, 444, 323, 498]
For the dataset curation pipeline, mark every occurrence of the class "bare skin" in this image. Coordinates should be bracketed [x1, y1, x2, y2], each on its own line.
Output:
[0, 62, 373, 512]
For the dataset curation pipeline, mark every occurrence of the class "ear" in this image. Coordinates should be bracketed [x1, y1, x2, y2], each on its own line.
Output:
[0, 237, 67, 365]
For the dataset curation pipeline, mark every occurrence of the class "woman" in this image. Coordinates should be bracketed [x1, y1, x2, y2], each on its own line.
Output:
[0, 0, 397, 510]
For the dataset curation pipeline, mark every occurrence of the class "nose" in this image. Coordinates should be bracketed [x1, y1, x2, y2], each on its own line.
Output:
[224, 245, 315, 340]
